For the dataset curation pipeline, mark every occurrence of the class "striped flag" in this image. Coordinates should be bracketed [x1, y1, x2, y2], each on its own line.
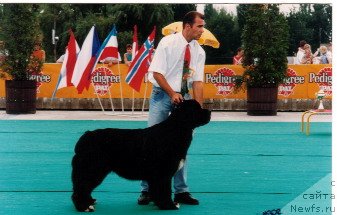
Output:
[132, 25, 138, 61]
[71, 26, 100, 94]
[52, 29, 80, 98]
[125, 27, 156, 92]
[96, 25, 119, 62]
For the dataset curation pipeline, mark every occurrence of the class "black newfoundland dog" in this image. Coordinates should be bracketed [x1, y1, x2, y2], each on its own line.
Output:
[71, 99, 211, 212]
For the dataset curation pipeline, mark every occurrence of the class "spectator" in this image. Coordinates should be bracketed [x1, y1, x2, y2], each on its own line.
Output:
[313, 45, 330, 64]
[233, 47, 244, 65]
[123, 44, 133, 66]
[301, 44, 313, 64]
[31, 42, 46, 63]
[294, 40, 306, 64]
[100, 52, 122, 67]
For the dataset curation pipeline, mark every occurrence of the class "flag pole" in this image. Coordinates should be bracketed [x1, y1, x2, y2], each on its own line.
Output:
[141, 73, 149, 114]
[104, 65, 115, 113]
[117, 61, 124, 112]
[51, 74, 62, 100]
[132, 89, 135, 114]
[91, 80, 105, 113]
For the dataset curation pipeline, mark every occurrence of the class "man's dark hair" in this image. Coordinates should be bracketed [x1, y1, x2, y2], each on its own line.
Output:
[183, 11, 204, 28]
[126, 44, 132, 49]
[299, 40, 307, 48]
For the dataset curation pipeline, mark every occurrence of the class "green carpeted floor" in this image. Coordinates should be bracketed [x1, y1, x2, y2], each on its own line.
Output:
[0, 120, 332, 215]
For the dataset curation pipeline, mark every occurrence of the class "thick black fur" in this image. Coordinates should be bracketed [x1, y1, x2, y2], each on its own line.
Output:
[71, 99, 211, 212]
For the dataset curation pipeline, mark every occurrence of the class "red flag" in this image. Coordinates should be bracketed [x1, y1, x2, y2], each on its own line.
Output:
[66, 30, 80, 86]
[125, 27, 156, 92]
[52, 29, 80, 98]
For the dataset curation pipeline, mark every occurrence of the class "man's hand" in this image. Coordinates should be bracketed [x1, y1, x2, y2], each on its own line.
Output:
[170, 92, 183, 105]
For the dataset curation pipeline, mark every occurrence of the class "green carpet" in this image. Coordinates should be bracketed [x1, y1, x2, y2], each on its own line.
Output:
[0, 120, 332, 215]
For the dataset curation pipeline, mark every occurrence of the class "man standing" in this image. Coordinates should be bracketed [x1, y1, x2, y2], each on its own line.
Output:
[137, 11, 206, 206]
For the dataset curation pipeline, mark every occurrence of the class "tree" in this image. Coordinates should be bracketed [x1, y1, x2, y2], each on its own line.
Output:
[234, 4, 289, 116]
[237, 4, 289, 87]
[236, 4, 250, 37]
[107, 4, 174, 45]
[0, 4, 41, 80]
[38, 4, 116, 62]
[203, 4, 240, 64]
[309, 4, 332, 47]
[286, 3, 332, 56]
[171, 4, 197, 21]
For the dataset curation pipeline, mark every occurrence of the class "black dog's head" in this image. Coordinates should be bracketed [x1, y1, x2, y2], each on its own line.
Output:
[169, 99, 211, 128]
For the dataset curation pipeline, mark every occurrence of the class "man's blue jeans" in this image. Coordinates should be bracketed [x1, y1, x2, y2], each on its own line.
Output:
[140, 86, 189, 194]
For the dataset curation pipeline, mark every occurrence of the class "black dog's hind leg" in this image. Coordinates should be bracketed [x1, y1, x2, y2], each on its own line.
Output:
[149, 178, 178, 210]
[71, 153, 110, 212]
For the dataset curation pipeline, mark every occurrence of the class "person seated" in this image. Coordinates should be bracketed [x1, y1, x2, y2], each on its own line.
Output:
[300, 44, 313, 64]
[233, 47, 244, 65]
[100, 52, 122, 67]
[313, 45, 330, 64]
[123, 44, 133, 66]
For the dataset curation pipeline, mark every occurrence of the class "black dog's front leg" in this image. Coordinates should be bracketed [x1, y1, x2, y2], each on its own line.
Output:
[148, 178, 179, 210]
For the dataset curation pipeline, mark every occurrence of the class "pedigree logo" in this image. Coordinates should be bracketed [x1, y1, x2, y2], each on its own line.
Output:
[205, 67, 236, 96]
[28, 72, 51, 93]
[278, 68, 305, 97]
[91, 67, 120, 96]
[309, 67, 332, 96]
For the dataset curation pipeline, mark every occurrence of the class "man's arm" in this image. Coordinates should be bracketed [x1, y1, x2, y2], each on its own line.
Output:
[153, 72, 183, 105]
[192, 81, 203, 106]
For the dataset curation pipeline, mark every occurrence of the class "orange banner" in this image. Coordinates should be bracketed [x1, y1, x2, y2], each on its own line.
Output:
[0, 63, 332, 99]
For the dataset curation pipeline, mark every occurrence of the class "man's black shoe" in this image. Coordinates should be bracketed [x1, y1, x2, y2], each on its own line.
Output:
[137, 191, 152, 205]
[174, 192, 199, 205]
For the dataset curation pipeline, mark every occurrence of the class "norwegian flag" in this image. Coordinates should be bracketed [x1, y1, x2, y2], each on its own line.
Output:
[125, 27, 156, 92]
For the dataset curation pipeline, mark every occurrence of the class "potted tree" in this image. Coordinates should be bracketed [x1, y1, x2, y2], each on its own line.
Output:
[0, 4, 41, 114]
[234, 4, 289, 116]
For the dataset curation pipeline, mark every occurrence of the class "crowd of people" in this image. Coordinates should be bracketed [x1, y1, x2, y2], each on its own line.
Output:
[231, 41, 332, 66]
[294, 40, 332, 65]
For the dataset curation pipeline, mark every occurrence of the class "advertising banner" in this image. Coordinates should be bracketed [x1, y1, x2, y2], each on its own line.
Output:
[0, 63, 332, 100]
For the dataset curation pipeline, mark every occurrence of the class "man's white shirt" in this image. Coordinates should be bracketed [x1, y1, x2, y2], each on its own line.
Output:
[148, 32, 206, 92]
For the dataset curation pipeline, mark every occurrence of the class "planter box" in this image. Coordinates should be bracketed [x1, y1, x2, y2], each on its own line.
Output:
[5, 80, 37, 114]
[247, 86, 278, 116]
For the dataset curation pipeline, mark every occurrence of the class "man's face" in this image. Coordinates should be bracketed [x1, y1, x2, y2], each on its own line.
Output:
[186, 17, 204, 40]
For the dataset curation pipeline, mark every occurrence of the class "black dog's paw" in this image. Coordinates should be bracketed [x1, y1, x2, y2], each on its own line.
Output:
[156, 201, 179, 210]
[84, 205, 95, 212]
[72, 194, 96, 212]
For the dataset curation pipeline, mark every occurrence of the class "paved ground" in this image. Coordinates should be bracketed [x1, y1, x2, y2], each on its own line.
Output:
[0, 110, 332, 122]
